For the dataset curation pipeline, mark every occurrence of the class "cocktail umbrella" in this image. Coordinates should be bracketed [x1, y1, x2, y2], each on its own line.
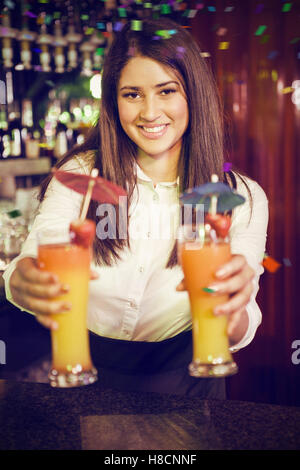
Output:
[52, 168, 127, 222]
[179, 175, 245, 214]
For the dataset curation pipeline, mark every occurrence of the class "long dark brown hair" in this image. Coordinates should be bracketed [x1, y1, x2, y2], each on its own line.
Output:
[39, 18, 252, 267]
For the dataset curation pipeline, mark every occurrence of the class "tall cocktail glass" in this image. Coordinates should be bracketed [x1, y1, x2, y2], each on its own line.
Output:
[177, 213, 238, 378]
[37, 228, 98, 387]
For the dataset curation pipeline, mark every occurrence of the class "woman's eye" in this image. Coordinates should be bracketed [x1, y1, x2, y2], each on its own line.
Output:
[123, 92, 140, 99]
[160, 88, 176, 96]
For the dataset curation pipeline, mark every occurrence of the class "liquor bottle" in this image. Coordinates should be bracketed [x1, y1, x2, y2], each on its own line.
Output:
[8, 116, 22, 157]
[53, 121, 68, 159]
[17, 5, 36, 70]
[36, 24, 53, 72]
[53, 20, 67, 74]
[0, 101, 8, 159]
[0, 75, 10, 159]
[21, 99, 39, 159]
[6, 69, 23, 158]
[0, 127, 10, 160]
[0, 10, 17, 69]
[65, 23, 82, 70]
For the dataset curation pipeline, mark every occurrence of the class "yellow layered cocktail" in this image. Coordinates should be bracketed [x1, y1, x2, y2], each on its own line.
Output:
[38, 222, 97, 387]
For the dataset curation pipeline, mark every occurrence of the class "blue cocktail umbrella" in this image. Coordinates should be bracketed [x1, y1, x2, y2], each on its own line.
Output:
[179, 176, 245, 213]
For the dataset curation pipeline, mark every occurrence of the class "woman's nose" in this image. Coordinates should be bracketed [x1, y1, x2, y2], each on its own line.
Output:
[139, 97, 162, 122]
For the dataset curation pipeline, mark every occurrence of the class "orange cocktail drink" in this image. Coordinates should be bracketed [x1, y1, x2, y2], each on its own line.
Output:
[38, 227, 97, 387]
[178, 173, 243, 377]
[179, 232, 238, 377]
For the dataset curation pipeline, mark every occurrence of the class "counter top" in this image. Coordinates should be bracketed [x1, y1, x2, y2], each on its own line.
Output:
[0, 379, 299, 450]
[0, 157, 51, 176]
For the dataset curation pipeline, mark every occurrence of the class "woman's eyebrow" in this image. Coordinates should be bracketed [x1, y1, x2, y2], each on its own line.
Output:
[119, 80, 179, 91]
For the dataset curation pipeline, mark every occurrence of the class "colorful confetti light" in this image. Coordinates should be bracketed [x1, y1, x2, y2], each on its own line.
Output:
[216, 27, 228, 36]
[118, 8, 127, 18]
[282, 3, 292, 12]
[96, 48, 105, 56]
[281, 86, 294, 94]
[176, 46, 186, 58]
[260, 35, 270, 44]
[131, 20, 143, 31]
[223, 162, 233, 172]
[24, 11, 37, 18]
[255, 25, 267, 36]
[114, 22, 124, 32]
[4, 0, 15, 8]
[219, 42, 230, 50]
[161, 4, 172, 14]
[262, 255, 281, 273]
[267, 51, 279, 60]
[0, 0, 298, 84]
[255, 4, 264, 14]
[283, 258, 292, 267]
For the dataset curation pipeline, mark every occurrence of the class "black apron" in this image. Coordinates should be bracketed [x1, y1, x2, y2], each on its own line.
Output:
[89, 330, 226, 399]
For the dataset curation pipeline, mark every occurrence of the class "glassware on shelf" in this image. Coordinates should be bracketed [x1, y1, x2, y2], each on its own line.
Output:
[0, 210, 28, 271]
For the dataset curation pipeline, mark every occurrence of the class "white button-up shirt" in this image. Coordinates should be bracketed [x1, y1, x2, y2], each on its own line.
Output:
[3, 155, 269, 351]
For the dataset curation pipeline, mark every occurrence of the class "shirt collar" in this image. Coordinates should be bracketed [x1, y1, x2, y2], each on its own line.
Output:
[135, 161, 179, 188]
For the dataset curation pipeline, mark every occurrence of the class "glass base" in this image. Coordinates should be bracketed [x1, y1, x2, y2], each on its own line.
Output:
[189, 360, 238, 378]
[48, 366, 98, 388]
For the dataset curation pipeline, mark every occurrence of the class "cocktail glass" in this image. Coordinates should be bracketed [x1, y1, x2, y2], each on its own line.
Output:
[37, 228, 98, 387]
[177, 209, 238, 378]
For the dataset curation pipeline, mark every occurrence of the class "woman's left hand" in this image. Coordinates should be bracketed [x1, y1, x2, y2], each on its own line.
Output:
[176, 254, 255, 345]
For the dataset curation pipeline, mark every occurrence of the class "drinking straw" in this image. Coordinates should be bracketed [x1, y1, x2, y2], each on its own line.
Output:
[209, 174, 219, 216]
[79, 168, 99, 222]
[198, 221, 205, 241]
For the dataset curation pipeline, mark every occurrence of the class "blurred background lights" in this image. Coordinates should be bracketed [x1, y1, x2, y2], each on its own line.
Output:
[72, 107, 82, 120]
[90, 74, 102, 99]
[291, 80, 300, 109]
[59, 111, 71, 124]
[83, 104, 92, 118]
[291, 88, 300, 108]
[291, 80, 300, 89]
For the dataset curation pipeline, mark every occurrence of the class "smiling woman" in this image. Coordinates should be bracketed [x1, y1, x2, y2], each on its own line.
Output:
[3, 18, 268, 399]
[117, 56, 189, 184]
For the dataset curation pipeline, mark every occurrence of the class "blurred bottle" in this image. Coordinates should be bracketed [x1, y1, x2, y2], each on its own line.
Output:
[53, 121, 68, 159]
[21, 99, 40, 159]
[25, 129, 40, 159]
[0, 72, 11, 158]
[0, 109, 10, 159]
[21, 99, 33, 145]
[8, 114, 22, 157]
[5, 70, 23, 158]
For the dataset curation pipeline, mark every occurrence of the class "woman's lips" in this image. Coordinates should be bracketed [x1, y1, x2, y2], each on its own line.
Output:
[138, 124, 169, 140]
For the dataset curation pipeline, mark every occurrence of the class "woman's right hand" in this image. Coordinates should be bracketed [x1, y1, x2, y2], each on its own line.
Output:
[9, 257, 72, 331]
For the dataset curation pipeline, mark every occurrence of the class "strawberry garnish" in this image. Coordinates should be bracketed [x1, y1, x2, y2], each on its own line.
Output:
[205, 214, 231, 238]
[70, 219, 96, 248]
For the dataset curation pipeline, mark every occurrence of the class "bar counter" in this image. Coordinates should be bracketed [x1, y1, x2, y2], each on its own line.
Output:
[0, 379, 299, 450]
